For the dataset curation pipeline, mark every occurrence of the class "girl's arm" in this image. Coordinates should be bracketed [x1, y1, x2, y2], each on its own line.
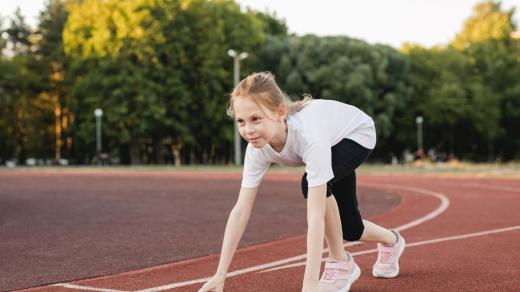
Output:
[303, 184, 327, 288]
[214, 186, 259, 277]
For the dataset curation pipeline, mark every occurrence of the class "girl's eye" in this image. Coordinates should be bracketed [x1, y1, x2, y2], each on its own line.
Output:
[253, 117, 260, 122]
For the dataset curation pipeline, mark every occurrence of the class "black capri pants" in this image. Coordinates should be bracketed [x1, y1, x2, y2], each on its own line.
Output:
[301, 138, 372, 242]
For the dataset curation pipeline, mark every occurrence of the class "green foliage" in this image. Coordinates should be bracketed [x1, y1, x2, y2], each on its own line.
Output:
[1, 0, 518, 164]
[452, 0, 516, 50]
[451, 0, 520, 160]
[0, 8, 50, 162]
[0, 15, 7, 55]
[261, 35, 412, 152]
[0, 59, 17, 159]
[63, 0, 265, 164]
[5, 8, 32, 54]
[31, 0, 71, 161]
[250, 10, 288, 36]
[402, 44, 501, 159]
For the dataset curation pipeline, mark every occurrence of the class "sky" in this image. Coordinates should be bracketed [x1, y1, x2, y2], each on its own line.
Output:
[1, 0, 519, 48]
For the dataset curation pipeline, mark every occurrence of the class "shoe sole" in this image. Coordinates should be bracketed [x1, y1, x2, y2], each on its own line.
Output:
[339, 263, 361, 292]
[372, 236, 406, 278]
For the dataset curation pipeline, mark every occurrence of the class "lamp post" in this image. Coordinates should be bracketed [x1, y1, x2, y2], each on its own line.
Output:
[228, 49, 248, 166]
[94, 108, 103, 165]
[416, 116, 424, 158]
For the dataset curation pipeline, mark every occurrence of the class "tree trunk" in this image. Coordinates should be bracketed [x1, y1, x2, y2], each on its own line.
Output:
[171, 143, 182, 166]
[16, 108, 27, 164]
[54, 105, 62, 162]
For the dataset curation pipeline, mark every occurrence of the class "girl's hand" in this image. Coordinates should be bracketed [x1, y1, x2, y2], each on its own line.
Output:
[301, 280, 320, 292]
[198, 274, 226, 292]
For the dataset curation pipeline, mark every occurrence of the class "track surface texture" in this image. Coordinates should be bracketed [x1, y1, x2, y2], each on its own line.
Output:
[1, 170, 518, 291]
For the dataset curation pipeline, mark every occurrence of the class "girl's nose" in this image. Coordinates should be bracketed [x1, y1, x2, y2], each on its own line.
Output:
[245, 124, 255, 134]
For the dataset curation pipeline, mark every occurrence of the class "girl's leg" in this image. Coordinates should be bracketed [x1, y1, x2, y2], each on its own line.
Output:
[302, 175, 352, 261]
[303, 138, 397, 260]
[323, 194, 396, 257]
[329, 170, 396, 247]
[359, 220, 398, 245]
[324, 195, 349, 261]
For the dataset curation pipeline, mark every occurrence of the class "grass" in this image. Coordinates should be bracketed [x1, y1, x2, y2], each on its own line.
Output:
[1, 161, 519, 178]
[358, 161, 520, 178]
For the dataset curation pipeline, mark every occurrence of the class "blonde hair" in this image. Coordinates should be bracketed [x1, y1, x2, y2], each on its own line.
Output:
[226, 72, 313, 119]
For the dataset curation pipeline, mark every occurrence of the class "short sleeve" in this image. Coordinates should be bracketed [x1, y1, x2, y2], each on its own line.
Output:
[241, 144, 271, 188]
[302, 140, 334, 187]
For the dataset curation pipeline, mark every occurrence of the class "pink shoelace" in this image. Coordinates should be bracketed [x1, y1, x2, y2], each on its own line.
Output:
[321, 269, 338, 280]
[379, 251, 395, 264]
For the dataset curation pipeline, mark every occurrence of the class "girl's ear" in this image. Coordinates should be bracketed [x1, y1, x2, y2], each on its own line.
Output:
[277, 104, 288, 120]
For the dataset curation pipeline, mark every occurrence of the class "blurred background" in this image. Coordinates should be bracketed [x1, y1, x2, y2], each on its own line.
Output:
[0, 0, 519, 167]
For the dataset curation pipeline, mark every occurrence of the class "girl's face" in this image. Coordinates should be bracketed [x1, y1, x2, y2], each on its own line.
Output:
[233, 97, 285, 148]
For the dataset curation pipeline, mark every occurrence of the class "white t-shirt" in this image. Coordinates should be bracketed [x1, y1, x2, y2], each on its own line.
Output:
[241, 99, 376, 188]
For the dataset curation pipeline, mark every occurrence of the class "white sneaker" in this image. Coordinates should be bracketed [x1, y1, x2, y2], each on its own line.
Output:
[319, 253, 361, 291]
[372, 229, 406, 278]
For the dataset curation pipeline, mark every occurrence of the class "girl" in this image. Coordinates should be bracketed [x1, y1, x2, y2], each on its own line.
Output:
[198, 72, 406, 292]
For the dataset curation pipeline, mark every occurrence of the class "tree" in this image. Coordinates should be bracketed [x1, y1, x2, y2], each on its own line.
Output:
[33, 0, 71, 163]
[63, 0, 265, 164]
[401, 44, 501, 160]
[451, 0, 520, 160]
[3, 8, 43, 164]
[0, 14, 7, 55]
[6, 8, 32, 55]
[263, 35, 412, 160]
[250, 10, 288, 36]
[452, 1, 516, 50]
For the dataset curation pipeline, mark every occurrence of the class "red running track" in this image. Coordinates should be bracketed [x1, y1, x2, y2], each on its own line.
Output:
[19, 174, 520, 291]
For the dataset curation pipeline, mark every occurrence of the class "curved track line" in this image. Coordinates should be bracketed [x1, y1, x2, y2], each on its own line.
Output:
[50, 183, 449, 291]
[256, 182, 451, 273]
[363, 183, 450, 232]
[122, 183, 450, 291]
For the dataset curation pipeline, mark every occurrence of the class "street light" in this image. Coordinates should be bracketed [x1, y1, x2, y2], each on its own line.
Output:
[416, 116, 424, 158]
[94, 108, 103, 165]
[228, 49, 248, 166]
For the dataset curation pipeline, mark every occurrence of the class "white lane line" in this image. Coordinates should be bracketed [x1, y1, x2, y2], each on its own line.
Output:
[259, 225, 520, 273]
[130, 183, 449, 291]
[363, 183, 450, 232]
[44, 180, 518, 292]
[51, 225, 520, 292]
[434, 182, 519, 193]
[51, 283, 128, 292]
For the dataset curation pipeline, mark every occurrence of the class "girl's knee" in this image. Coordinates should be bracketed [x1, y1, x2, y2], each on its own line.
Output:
[342, 222, 365, 241]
